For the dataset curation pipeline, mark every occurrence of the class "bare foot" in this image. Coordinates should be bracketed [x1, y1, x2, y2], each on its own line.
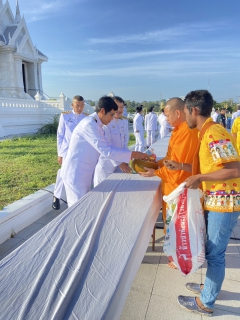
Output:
[167, 261, 178, 269]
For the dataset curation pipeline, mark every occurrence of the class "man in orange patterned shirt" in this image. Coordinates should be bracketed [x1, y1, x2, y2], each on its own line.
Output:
[168, 90, 240, 317]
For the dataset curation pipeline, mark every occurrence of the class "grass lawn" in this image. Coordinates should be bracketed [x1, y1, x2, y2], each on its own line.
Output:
[0, 135, 59, 210]
[0, 133, 136, 209]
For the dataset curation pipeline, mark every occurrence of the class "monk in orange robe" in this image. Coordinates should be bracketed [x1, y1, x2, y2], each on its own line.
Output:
[139, 97, 199, 267]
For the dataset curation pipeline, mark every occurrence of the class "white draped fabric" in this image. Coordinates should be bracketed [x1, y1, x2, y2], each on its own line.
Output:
[0, 139, 169, 320]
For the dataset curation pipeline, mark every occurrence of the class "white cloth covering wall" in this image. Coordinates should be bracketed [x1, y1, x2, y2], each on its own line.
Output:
[0, 138, 169, 320]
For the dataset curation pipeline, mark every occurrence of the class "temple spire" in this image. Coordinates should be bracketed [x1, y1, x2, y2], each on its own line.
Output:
[15, 0, 21, 24]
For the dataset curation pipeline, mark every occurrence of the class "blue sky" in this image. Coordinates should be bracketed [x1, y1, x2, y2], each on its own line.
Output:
[8, 0, 240, 102]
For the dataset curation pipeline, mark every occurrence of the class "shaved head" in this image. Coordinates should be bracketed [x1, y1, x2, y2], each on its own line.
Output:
[164, 97, 186, 127]
[165, 98, 185, 111]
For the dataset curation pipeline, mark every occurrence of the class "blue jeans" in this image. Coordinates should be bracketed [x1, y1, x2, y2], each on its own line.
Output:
[200, 210, 240, 309]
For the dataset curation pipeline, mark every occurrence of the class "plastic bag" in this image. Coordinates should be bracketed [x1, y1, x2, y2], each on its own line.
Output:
[163, 182, 206, 275]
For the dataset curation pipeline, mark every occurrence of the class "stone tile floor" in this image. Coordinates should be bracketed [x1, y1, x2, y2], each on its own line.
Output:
[0, 208, 239, 319]
[120, 216, 240, 320]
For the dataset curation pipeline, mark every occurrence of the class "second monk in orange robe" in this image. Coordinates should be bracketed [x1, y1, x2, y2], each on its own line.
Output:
[139, 97, 199, 226]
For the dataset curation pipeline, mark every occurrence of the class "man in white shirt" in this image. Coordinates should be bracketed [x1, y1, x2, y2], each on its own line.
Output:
[145, 106, 157, 147]
[158, 108, 172, 138]
[94, 96, 131, 187]
[211, 109, 219, 122]
[133, 105, 145, 151]
[52, 95, 87, 210]
[61, 96, 149, 207]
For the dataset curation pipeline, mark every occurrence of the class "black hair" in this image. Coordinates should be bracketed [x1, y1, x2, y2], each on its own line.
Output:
[220, 108, 226, 112]
[73, 95, 84, 101]
[95, 96, 118, 113]
[148, 106, 154, 112]
[161, 108, 164, 113]
[113, 96, 124, 104]
[184, 90, 213, 117]
[136, 105, 143, 113]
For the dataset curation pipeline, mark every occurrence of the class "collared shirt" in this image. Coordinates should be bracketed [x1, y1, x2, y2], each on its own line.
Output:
[145, 112, 157, 131]
[199, 117, 240, 212]
[57, 110, 86, 157]
[133, 113, 144, 132]
[104, 118, 128, 149]
[96, 117, 129, 172]
[61, 112, 131, 188]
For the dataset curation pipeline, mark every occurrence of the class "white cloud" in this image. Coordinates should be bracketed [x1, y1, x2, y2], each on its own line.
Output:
[88, 22, 227, 45]
[45, 58, 239, 78]
[93, 48, 219, 61]
[8, 0, 84, 22]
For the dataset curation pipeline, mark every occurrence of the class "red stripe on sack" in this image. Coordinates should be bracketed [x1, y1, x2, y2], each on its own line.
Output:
[175, 188, 192, 275]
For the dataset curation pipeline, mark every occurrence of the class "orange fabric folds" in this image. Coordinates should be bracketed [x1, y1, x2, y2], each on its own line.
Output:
[155, 121, 199, 204]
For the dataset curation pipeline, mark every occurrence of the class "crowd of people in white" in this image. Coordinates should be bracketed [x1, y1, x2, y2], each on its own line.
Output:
[52, 95, 165, 209]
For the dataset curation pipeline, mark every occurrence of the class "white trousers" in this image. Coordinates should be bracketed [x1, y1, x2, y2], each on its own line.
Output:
[146, 130, 155, 146]
[134, 131, 144, 152]
[63, 179, 90, 208]
[54, 157, 65, 199]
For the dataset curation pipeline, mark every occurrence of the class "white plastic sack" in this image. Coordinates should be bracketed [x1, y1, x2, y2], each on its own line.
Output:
[163, 182, 206, 275]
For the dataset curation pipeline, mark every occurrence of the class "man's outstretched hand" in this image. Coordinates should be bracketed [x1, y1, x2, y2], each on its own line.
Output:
[131, 152, 150, 160]
[119, 162, 132, 173]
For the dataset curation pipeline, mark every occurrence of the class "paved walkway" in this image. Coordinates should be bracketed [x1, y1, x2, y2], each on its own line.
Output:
[0, 208, 239, 319]
[120, 215, 240, 320]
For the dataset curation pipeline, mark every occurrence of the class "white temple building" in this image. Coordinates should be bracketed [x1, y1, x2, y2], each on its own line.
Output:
[0, 0, 47, 99]
[0, 1, 94, 138]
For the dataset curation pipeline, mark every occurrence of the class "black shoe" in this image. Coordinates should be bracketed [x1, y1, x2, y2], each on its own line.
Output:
[52, 196, 60, 210]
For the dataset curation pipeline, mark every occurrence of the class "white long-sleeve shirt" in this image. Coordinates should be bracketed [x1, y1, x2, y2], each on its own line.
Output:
[145, 112, 157, 131]
[61, 112, 131, 190]
[133, 113, 144, 132]
[94, 118, 129, 186]
[57, 111, 87, 157]
[158, 113, 171, 138]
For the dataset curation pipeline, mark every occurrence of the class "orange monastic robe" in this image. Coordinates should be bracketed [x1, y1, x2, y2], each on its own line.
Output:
[155, 121, 199, 222]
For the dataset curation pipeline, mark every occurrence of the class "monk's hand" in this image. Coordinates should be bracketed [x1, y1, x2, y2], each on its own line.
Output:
[138, 167, 156, 177]
[163, 160, 180, 170]
[185, 175, 201, 189]
[58, 156, 63, 165]
[119, 163, 132, 173]
[131, 152, 150, 160]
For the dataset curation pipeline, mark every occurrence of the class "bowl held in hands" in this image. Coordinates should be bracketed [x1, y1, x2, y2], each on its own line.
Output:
[130, 159, 158, 173]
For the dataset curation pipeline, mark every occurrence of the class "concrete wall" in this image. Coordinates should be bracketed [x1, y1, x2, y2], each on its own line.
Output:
[0, 96, 63, 137]
[0, 184, 67, 244]
[0, 93, 95, 137]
